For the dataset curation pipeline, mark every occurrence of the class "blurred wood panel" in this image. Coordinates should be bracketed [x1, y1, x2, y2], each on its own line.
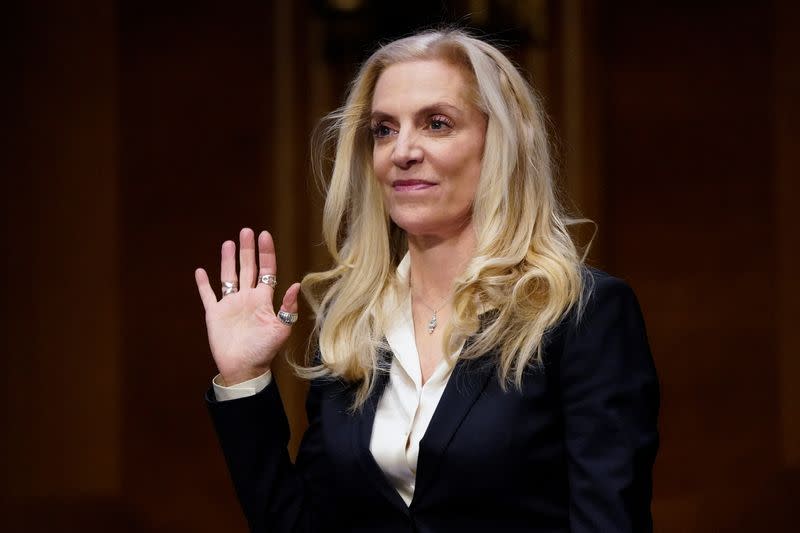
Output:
[3, 0, 121, 512]
[3, 2, 124, 531]
[116, 1, 275, 530]
[774, 0, 800, 469]
[593, 1, 794, 530]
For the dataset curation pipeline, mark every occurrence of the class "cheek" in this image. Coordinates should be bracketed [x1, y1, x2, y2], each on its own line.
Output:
[454, 178, 479, 214]
[451, 147, 483, 197]
[463, 138, 485, 196]
[372, 146, 390, 183]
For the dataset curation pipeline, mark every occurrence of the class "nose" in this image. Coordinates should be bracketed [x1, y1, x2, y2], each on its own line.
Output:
[390, 130, 423, 169]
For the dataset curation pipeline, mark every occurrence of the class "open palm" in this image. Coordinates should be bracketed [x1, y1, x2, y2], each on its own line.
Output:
[195, 228, 300, 386]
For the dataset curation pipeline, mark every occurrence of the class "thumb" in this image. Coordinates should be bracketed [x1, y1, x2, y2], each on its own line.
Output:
[278, 282, 301, 316]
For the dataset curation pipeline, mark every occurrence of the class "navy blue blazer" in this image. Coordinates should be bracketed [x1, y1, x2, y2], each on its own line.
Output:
[206, 270, 659, 532]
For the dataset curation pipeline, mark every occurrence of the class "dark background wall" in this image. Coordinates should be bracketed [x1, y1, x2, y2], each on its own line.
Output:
[3, 1, 797, 531]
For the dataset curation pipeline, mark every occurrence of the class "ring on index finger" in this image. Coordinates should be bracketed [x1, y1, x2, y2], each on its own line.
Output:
[221, 280, 238, 296]
[259, 274, 277, 288]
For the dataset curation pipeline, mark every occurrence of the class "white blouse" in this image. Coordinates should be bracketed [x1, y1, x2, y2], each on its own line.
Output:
[212, 254, 461, 506]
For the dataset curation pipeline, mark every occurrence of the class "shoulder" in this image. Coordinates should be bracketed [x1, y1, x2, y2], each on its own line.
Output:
[543, 266, 650, 361]
[577, 267, 643, 323]
[547, 266, 658, 413]
[582, 266, 638, 302]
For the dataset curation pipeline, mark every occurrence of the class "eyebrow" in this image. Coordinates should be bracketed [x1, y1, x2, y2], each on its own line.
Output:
[370, 102, 462, 122]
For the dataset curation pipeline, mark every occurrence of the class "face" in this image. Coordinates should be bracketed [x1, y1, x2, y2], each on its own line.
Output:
[370, 59, 487, 239]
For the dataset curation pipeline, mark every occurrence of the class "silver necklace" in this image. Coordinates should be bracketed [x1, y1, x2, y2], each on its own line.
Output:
[412, 290, 450, 334]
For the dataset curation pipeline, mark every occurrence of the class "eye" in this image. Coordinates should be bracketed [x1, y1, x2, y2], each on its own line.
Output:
[429, 114, 454, 131]
[371, 122, 394, 138]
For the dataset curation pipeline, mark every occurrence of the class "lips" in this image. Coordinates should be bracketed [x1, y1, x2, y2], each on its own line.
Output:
[391, 179, 437, 192]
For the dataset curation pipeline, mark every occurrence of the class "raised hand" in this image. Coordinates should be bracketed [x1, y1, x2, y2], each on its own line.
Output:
[195, 228, 301, 386]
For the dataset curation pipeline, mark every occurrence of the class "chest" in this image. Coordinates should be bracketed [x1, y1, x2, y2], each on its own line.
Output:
[316, 358, 568, 509]
[410, 301, 449, 384]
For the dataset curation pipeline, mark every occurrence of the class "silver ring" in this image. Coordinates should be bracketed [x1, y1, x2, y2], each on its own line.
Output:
[221, 280, 238, 296]
[259, 274, 277, 288]
[277, 310, 298, 326]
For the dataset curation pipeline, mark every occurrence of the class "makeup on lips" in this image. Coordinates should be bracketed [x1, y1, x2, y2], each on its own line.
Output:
[392, 179, 437, 192]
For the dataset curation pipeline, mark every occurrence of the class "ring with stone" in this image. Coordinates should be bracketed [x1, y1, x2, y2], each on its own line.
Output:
[221, 280, 238, 296]
[277, 309, 298, 326]
[259, 274, 277, 288]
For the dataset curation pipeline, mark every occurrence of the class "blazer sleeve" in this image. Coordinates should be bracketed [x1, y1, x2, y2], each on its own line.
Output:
[205, 372, 330, 532]
[559, 273, 660, 532]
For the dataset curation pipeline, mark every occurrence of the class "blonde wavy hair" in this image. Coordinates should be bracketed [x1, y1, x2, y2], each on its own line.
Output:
[298, 28, 587, 409]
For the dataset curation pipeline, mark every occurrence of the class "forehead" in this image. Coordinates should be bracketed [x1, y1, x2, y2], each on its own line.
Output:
[371, 59, 474, 111]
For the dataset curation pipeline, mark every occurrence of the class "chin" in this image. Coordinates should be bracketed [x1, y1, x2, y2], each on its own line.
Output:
[389, 212, 435, 235]
[390, 213, 471, 240]
[391, 219, 436, 237]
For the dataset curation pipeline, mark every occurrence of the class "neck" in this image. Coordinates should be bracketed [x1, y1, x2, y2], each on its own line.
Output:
[406, 221, 477, 301]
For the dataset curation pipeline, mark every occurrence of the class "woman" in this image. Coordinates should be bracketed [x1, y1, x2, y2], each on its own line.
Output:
[196, 29, 659, 532]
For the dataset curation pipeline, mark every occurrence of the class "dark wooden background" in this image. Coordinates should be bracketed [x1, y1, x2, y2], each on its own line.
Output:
[3, 1, 797, 531]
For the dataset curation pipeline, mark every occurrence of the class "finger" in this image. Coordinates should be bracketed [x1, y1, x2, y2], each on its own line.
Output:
[257, 230, 278, 302]
[257, 230, 277, 276]
[220, 240, 238, 293]
[239, 228, 257, 289]
[194, 268, 217, 310]
[276, 283, 301, 327]
[279, 282, 301, 314]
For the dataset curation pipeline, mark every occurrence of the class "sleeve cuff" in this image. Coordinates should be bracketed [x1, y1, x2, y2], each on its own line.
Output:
[212, 370, 273, 401]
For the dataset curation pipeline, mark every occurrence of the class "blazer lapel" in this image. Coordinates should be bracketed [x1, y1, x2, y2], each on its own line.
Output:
[352, 319, 498, 512]
[352, 356, 411, 514]
[412, 352, 494, 505]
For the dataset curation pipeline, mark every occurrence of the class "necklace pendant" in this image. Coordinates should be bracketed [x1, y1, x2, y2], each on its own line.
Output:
[428, 312, 437, 334]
